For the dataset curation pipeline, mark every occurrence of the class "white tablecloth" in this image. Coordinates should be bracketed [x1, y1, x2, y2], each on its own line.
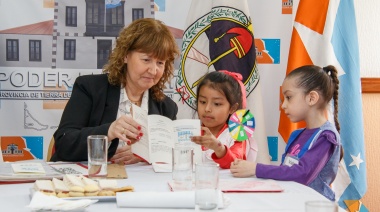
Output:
[0, 162, 345, 211]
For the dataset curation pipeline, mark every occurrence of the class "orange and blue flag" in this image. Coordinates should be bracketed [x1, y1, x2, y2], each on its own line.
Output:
[279, 0, 367, 210]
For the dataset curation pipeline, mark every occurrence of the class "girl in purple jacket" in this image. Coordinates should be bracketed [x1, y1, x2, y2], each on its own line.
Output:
[230, 65, 341, 201]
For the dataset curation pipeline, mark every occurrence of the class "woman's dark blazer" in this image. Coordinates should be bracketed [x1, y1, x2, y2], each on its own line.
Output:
[50, 74, 178, 162]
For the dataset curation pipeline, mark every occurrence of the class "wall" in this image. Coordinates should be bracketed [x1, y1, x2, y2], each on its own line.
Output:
[355, 0, 380, 210]
[361, 94, 380, 211]
[355, 0, 380, 78]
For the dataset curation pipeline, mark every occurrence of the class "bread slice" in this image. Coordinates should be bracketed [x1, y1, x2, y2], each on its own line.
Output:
[52, 178, 69, 193]
[98, 179, 118, 190]
[84, 184, 100, 196]
[63, 174, 85, 188]
[68, 185, 85, 197]
[34, 180, 56, 196]
[81, 176, 98, 185]
[69, 185, 85, 193]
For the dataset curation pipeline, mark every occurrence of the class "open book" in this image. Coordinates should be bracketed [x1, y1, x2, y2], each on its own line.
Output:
[131, 104, 201, 168]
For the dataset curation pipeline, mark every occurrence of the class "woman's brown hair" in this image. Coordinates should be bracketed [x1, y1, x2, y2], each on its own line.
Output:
[103, 18, 179, 101]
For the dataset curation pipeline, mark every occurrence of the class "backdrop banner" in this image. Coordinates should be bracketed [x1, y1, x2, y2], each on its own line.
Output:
[0, 1, 367, 209]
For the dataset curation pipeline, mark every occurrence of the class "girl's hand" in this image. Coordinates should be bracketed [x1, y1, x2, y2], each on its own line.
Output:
[190, 127, 220, 150]
[110, 145, 144, 165]
[230, 159, 257, 177]
[108, 115, 142, 145]
[191, 127, 226, 158]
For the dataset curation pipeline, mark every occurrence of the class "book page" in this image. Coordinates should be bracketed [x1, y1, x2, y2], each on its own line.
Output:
[172, 119, 201, 143]
[148, 115, 175, 164]
[131, 104, 202, 165]
[131, 104, 151, 163]
[173, 119, 202, 164]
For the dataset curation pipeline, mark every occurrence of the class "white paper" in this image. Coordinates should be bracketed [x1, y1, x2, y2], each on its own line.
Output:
[152, 163, 172, 173]
[116, 190, 228, 209]
[131, 104, 201, 165]
[11, 162, 45, 174]
[49, 163, 88, 175]
[27, 191, 98, 211]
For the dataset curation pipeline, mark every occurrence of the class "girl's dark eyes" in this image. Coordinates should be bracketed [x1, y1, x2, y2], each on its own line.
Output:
[198, 100, 222, 106]
[286, 96, 291, 100]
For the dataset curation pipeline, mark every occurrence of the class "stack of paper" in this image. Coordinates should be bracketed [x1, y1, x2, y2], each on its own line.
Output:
[11, 162, 46, 175]
[0, 159, 62, 182]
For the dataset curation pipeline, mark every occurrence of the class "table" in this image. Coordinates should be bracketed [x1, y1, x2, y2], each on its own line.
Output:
[0, 162, 344, 211]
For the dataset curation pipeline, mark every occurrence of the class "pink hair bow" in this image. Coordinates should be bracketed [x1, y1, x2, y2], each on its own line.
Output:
[219, 70, 247, 108]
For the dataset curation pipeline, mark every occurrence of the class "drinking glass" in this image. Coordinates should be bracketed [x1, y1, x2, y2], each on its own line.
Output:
[172, 144, 193, 191]
[195, 163, 219, 211]
[172, 144, 194, 191]
[87, 135, 108, 178]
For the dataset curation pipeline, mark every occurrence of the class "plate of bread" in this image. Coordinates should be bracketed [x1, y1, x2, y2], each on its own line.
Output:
[30, 174, 134, 201]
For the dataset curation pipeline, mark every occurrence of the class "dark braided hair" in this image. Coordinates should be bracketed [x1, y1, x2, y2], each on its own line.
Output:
[323, 65, 340, 132]
[286, 65, 340, 132]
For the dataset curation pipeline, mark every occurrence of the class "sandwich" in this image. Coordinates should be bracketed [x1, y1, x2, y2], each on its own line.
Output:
[52, 178, 69, 192]
[81, 176, 100, 196]
[83, 184, 100, 196]
[52, 178, 70, 198]
[68, 185, 85, 197]
[81, 176, 98, 186]
[34, 180, 56, 196]
[63, 174, 85, 197]
[63, 174, 85, 188]
[98, 179, 118, 190]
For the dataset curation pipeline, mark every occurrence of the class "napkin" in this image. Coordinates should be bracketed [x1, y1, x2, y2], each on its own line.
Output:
[116, 190, 229, 209]
[27, 191, 98, 211]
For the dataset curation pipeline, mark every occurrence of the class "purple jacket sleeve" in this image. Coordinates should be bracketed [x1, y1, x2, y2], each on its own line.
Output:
[256, 131, 337, 185]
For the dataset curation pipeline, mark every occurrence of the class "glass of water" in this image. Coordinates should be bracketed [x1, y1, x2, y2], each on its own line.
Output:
[195, 162, 219, 211]
[172, 144, 193, 191]
[87, 135, 108, 178]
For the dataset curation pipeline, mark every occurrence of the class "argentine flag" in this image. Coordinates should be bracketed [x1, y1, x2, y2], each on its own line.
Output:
[280, 0, 367, 211]
[105, 0, 121, 9]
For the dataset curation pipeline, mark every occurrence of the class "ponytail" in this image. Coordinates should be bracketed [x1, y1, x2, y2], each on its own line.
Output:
[323, 65, 340, 133]
[323, 65, 343, 160]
